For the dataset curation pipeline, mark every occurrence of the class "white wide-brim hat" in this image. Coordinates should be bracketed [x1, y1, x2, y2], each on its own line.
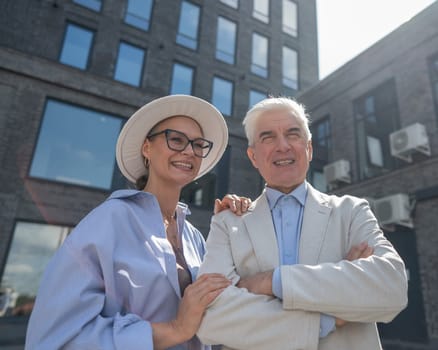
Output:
[116, 95, 228, 183]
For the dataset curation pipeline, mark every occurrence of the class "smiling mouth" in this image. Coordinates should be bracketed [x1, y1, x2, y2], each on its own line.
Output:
[273, 159, 295, 166]
[172, 161, 193, 170]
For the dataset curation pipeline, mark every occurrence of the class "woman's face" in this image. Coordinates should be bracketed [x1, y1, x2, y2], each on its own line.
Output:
[142, 116, 204, 188]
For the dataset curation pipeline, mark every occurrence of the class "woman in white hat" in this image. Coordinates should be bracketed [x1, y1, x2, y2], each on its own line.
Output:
[26, 95, 246, 350]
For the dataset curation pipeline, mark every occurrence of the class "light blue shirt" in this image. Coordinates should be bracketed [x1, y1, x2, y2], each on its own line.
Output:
[25, 190, 209, 350]
[266, 182, 336, 338]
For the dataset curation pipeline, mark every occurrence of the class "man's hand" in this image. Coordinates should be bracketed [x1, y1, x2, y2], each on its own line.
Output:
[214, 194, 252, 215]
[237, 270, 274, 296]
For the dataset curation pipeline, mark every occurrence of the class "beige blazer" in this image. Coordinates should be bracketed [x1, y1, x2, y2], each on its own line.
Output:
[197, 183, 407, 350]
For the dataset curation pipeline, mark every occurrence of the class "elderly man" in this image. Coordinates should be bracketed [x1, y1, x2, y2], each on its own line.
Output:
[197, 97, 408, 350]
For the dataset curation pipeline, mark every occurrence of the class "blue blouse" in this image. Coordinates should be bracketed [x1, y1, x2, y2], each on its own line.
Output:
[25, 190, 210, 350]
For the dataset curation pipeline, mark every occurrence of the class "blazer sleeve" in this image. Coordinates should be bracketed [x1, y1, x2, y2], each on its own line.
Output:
[197, 212, 320, 350]
[280, 197, 408, 323]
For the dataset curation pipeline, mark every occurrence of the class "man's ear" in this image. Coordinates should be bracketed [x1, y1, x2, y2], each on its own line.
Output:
[247, 147, 258, 168]
[307, 140, 313, 162]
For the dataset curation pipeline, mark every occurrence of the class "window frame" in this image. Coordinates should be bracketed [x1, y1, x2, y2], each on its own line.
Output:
[29, 98, 125, 191]
[113, 41, 146, 87]
[58, 22, 95, 70]
[123, 0, 154, 31]
[215, 16, 237, 65]
[212, 76, 234, 117]
[282, 0, 298, 37]
[176, 0, 201, 51]
[252, 0, 270, 23]
[170, 61, 195, 95]
[251, 32, 269, 78]
[282, 45, 299, 90]
[353, 79, 400, 180]
[0, 220, 73, 319]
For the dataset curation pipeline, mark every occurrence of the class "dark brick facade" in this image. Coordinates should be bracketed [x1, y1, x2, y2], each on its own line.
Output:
[298, 2, 438, 349]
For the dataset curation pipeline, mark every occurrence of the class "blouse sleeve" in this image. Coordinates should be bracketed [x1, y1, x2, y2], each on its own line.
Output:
[25, 212, 154, 350]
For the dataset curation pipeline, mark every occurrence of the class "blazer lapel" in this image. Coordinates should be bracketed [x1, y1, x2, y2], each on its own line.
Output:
[299, 185, 332, 265]
[243, 192, 280, 271]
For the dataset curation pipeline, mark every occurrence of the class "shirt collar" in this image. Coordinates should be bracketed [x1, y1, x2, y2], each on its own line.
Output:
[265, 181, 308, 210]
[108, 189, 191, 216]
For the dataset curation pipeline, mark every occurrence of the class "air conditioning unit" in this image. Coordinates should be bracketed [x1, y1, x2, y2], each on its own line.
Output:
[323, 159, 351, 185]
[390, 123, 430, 162]
[374, 193, 413, 228]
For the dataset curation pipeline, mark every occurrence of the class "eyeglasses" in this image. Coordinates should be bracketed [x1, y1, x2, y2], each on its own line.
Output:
[147, 129, 213, 158]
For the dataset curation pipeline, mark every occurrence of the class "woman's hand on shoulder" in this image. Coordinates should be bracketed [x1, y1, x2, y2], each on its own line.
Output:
[214, 194, 252, 215]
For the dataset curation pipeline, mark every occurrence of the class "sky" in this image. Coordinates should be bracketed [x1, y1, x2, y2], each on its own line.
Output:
[316, 0, 437, 79]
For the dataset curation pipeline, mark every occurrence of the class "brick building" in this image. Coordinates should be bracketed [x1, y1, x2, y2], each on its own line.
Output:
[0, 0, 318, 347]
[299, 2, 438, 349]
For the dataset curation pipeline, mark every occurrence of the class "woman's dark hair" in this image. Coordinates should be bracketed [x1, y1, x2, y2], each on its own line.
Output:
[135, 174, 148, 190]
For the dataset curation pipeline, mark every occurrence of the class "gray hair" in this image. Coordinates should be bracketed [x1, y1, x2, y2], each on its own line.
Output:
[242, 97, 312, 146]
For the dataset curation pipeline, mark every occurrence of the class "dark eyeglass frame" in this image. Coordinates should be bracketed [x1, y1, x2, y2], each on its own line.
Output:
[147, 128, 214, 158]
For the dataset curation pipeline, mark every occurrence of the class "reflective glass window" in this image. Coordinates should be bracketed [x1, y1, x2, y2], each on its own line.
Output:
[114, 42, 145, 87]
[282, 0, 297, 36]
[212, 76, 233, 116]
[216, 17, 237, 64]
[282, 46, 298, 89]
[251, 33, 268, 78]
[176, 1, 200, 50]
[0, 221, 72, 318]
[30, 99, 123, 190]
[249, 90, 267, 107]
[59, 23, 94, 70]
[253, 0, 269, 23]
[124, 0, 153, 31]
[170, 62, 194, 95]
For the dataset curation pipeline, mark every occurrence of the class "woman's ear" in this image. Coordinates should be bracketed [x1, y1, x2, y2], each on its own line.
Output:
[141, 139, 150, 159]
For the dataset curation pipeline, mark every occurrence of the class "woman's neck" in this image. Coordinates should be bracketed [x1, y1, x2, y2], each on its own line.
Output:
[143, 181, 181, 222]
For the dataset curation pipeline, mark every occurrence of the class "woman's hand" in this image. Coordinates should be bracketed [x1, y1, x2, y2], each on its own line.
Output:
[172, 273, 231, 338]
[214, 194, 252, 215]
[152, 273, 230, 349]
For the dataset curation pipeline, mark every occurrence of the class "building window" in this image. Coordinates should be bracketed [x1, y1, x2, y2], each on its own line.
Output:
[30, 99, 124, 190]
[181, 173, 215, 209]
[249, 89, 267, 108]
[251, 33, 268, 78]
[114, 42, 145, 87]
[212, 76, 233, 116]
[220, 0, 238, 9]
[353, 79, 400, 180]
[309, 116, 331, 192]
[282, 0, 297, 37]
[0, 221, 72, 318]
[170, 62, 194, 95]
[180, 146, 230, 209]
[176, 1, 200, 50]
[282, 46, 298, 89]
[253, 0, 269, 23]
[124, 0, 153, 31]
[73, 0, 102, 12]
[216, 17, 237, 65]
[59, 23, 94, 70]
[313, 117, 332, 161]
[429, 53, 438, 124]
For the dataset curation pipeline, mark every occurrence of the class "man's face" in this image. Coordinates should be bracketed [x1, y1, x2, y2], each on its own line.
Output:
[247, 109, 313, 193]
